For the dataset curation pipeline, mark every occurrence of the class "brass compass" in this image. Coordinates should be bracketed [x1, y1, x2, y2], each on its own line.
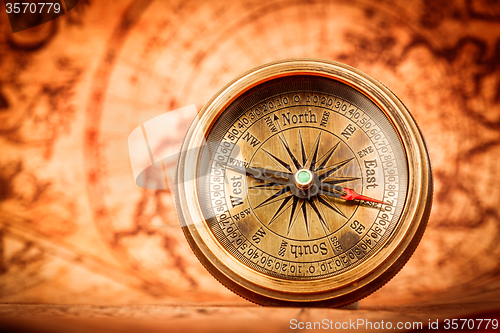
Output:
[175, 59, 433, 307]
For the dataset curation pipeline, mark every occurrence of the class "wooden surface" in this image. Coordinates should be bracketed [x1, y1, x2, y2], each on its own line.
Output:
[0, 294, 500, 333]
[0, 0, 500, 331]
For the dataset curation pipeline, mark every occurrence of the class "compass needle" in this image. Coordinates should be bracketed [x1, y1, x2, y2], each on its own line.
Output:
[249, 183, 287, 190]
[340, 187, 389, 205]
[175, 59, 433, 307]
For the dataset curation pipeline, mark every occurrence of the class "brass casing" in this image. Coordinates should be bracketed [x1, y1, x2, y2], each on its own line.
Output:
[175, 59, 433, 307]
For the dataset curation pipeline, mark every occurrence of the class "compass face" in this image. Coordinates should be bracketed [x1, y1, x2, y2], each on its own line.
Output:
[176, 59, 432, 307]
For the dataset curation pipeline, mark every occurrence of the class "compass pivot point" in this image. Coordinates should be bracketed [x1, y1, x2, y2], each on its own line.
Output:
[295, 169, 313, 189]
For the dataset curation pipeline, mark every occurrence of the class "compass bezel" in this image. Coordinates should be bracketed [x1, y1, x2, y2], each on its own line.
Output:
[175, 58, 433, 306]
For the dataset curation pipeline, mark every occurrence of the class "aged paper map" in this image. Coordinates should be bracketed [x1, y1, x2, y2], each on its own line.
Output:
[0, 0, 500, 331]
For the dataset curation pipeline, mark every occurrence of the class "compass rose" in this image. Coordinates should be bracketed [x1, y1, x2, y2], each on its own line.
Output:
[250, 129, 363, 238]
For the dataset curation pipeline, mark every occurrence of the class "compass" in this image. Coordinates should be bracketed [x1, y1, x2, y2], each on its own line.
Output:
[175, 59, 433, 307]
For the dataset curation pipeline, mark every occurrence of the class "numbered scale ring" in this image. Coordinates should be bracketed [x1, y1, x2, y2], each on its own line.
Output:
[175, 59, 433, 307]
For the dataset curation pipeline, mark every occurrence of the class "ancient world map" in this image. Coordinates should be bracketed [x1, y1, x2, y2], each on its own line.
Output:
[0, 0, 500, 311]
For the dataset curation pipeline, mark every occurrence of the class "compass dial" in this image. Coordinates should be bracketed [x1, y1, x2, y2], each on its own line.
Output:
[176, 59, 433, 307]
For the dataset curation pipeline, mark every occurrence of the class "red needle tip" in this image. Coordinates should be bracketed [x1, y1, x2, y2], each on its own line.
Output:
[341, 188, 389, 205]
